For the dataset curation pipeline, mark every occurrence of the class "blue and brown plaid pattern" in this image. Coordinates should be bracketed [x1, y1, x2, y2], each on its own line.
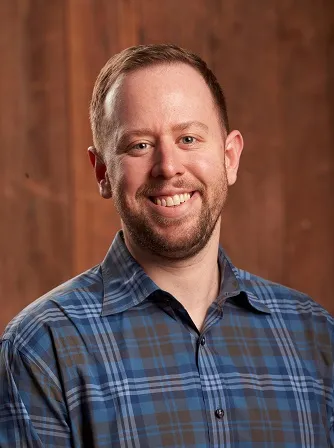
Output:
[1, 231, 333, 447]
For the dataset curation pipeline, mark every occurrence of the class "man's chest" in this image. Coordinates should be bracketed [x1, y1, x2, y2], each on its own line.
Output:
[58, 306, 332, 447]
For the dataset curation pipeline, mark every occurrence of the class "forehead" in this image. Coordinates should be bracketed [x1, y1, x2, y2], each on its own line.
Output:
[104, 63, 220, 129]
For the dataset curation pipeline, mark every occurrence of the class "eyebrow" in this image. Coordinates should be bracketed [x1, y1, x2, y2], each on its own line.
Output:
[115, 128, 151, 149]
[116, 121, 209, 147]
[171, 121, 209, 133]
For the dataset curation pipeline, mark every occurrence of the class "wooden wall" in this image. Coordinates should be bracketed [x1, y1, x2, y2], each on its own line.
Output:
[1, 0, 333, 332]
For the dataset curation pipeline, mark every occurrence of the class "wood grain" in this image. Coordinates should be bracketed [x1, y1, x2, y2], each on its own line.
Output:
[0, 0, 72, 329]
[1, 0, 333, 332]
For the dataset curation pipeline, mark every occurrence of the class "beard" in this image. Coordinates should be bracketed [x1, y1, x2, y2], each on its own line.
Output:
[113, 175, 228, 260]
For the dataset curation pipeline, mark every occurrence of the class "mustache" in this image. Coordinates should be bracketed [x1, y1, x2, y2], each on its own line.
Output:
[137, 179, 204, 197]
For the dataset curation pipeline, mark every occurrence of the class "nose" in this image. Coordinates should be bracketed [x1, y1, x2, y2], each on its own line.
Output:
[150, 140, 186, 179]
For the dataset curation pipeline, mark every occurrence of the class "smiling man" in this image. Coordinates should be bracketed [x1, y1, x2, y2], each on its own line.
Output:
[1, 44, 333, 447]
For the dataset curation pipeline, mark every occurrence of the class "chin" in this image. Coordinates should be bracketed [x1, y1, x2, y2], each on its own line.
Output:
[121, 198, 222, 259]
[128, 223, 212, 260]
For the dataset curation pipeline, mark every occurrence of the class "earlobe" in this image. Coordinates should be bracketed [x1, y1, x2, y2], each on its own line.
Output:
[87, 146, 112, 199]
[224, 130, 244, 186]
[99, 178, 112, 199]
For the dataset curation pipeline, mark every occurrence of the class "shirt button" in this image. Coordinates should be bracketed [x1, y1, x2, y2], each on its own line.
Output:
[215, 408, 225, 419]
[200, 337, 206, 346]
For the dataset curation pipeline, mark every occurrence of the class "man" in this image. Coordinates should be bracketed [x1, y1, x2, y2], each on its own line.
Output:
[0, 44, 333, 447]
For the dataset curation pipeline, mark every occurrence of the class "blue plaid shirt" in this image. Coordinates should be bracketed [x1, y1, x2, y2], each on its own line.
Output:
[1, 231, 333, 447]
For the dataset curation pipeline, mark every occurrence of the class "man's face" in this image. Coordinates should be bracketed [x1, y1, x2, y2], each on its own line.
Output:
[99, 63, 242, 260]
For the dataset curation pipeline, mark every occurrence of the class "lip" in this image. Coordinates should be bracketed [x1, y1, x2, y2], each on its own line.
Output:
[147, 191, 199, 218]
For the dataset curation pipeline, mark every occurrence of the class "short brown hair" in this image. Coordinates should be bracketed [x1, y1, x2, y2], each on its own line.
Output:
[90, 44, 230, 152]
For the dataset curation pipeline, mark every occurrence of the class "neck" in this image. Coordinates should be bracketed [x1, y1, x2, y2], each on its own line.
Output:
[123, 225, 221, 331]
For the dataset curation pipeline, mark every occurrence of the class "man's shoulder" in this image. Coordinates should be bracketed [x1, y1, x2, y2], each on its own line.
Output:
[2, 264, 104, 349]
[236, 267, 333, 323]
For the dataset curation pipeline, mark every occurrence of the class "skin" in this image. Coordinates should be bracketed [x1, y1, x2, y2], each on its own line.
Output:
[89, 62, 243, 330]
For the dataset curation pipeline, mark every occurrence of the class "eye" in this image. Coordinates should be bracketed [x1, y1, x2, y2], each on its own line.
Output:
[132, 142, 149, 150]
[180, 136, 196, 145]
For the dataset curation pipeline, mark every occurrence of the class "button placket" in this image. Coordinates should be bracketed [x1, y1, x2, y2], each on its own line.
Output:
[215, 408, 225, 419]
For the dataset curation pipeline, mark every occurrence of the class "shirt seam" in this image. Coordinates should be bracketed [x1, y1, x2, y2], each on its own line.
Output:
[3, 338, 64, 397]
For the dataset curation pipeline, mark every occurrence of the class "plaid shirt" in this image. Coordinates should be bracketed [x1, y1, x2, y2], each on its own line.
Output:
[1, 231, 333, 447]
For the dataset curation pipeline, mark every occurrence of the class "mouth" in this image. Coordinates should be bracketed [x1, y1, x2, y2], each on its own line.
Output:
[149, 192, 195, 207]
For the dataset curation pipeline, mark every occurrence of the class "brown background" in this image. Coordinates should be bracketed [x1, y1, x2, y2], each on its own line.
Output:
[1, 0, 333, 333]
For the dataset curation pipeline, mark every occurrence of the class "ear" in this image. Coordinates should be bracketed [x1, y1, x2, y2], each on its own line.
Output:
[88, 146, 112, 199]
[224, 130, 244, 186]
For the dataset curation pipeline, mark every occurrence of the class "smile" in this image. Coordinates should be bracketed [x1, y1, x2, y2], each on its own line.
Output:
[150, 192, 194, 207]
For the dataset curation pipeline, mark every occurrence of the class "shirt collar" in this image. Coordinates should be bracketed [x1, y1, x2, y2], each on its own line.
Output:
[101, 231, 271, 316]
[218, 248, 272, 314]
[100, 231, 160, 317]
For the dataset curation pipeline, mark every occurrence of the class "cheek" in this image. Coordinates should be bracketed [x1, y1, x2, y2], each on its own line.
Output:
[189, 153, 225, 181]
[111, 160, 147, 196]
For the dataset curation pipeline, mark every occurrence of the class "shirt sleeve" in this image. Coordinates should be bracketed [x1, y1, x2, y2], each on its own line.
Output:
[331, 366, 334, 448]
[0, 339, 71, 447]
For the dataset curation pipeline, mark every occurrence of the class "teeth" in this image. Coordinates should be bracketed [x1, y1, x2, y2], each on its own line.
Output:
[153, 192, 192, 207]
[173, 195, 180, 205]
